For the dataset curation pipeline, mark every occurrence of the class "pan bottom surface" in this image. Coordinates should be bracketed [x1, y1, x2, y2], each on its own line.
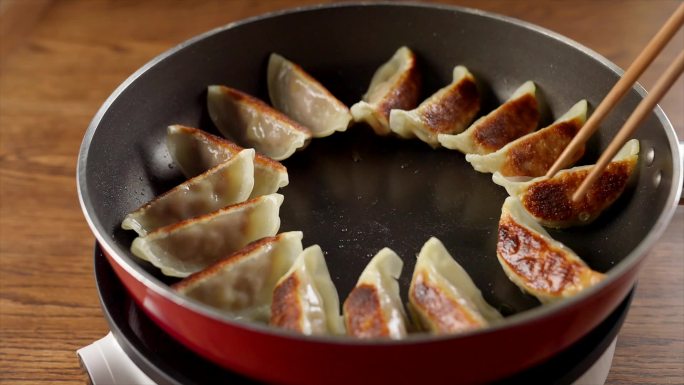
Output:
[94, 244, 633, 385]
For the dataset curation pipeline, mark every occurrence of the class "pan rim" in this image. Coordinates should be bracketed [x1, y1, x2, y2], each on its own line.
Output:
[77, 1, 682, 346]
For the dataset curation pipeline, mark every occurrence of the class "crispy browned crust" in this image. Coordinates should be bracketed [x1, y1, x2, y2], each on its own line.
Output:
[497, 217, 602, 295]
[409, 272, 482, 333]
[501, 118, 584, 177]
[343, 284, 389, 338]
[270, 274, 303, 331]
[376, 53, 422, 122]
[472, 93, 539, 152]
[145, 194, 263, 237]
[172, 125, 287, 171]
[216, 86, 312, 136]
[172, 234, 281, 291]
[420, 76, 480, 134]
[521, 160, 635, 223]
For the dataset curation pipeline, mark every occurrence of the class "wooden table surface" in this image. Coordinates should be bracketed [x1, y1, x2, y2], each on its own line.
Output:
[0, 1, 682, 384]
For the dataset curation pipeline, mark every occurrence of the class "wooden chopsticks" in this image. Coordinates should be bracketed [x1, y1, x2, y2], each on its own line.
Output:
[545, 3, 684, 202]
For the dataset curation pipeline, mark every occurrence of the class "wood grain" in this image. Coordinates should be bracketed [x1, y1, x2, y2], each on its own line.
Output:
[0, 0, 52, 63]
[0, 1, 681, 384]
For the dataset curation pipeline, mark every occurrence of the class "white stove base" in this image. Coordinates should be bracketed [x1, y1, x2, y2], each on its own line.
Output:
[77, 332, 616, 385]
[78, 333, 155, 385]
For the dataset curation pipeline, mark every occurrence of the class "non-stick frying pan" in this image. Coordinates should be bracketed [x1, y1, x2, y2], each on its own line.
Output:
[77, 3, 682, 384]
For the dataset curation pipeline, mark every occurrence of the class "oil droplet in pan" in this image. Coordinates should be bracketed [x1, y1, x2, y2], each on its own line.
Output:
[579, 212, 591, 222]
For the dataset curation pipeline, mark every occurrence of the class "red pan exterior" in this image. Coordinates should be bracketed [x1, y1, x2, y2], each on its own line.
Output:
[104, 247, 641, 384]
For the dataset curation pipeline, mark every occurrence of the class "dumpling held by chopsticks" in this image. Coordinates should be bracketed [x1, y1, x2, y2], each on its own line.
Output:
[493, 139, 639, 228]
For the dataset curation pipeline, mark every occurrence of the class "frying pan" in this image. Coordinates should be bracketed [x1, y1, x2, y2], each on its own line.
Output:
[77, 3, 682, 384]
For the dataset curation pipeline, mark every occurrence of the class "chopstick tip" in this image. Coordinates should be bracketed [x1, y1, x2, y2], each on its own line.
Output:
[571, 188, 585, 203]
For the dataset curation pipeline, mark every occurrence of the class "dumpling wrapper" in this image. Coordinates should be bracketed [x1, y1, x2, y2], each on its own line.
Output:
[267, 53, 351, 138]
[343, 248, 408, 339]
[389, 65, 480, 148]
[466, 100, 587, 177]
[121, 149, 255, 236]
[173, 231, 303, 322]
[497, 197, 605, 303]
[270, 245, 345, 335]
[493, 139, 639, 228]
[438, 81, 539, 154]
[350, 46, 421, 136]
[207, 85, 312, 160]
[131, 193, 284, 277]
[166, 125, 288, 197]
[409, 237, 501, 334]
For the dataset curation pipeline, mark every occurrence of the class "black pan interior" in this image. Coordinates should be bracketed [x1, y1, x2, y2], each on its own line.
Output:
[83, 4, 675, 317]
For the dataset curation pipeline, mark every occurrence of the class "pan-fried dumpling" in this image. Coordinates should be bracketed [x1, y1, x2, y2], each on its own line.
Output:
[121, 149, 255, 236]
[350, 46, 421, 135]
[466, 100, 587, 177]
[166, 125, 288, 197]
[497, 197, 605, 303]
[131, 193, 284, 277]
[389, 65, 480, 148]
[343, 248, 408, 339]
[438, 81, 539, 154]
[493, 139, 639, 228]
[207, 85, 312, 160]
[173, 231, 303, 322]
[267, 53, 352, 138]
[409, 238, 501, 334]
[270, 245, 345, 335]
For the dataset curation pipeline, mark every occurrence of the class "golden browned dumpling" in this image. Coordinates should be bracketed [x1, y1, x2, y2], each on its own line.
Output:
[166, 125, 288, 197]
[131, 193, 283, 277]
[173, 231, 303, 322]
[270, 245, 345, 335]
[493, 139, 639, 228]
[389, 65, 480, 147]
[497, 197, 604, 303]
[268, 53, 351, 138]
[122, 149, 255, 236]
[408, 238, 501, 334]
[343, 248, 408, 339]
[438, 81, 539, 154]
[207, 85, 312, 160]
[350, 46, 421, 135]
[467, 100, 587, 177]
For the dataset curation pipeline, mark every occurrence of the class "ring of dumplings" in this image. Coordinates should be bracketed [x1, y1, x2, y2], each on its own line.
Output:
[122, 47, 639, 339]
